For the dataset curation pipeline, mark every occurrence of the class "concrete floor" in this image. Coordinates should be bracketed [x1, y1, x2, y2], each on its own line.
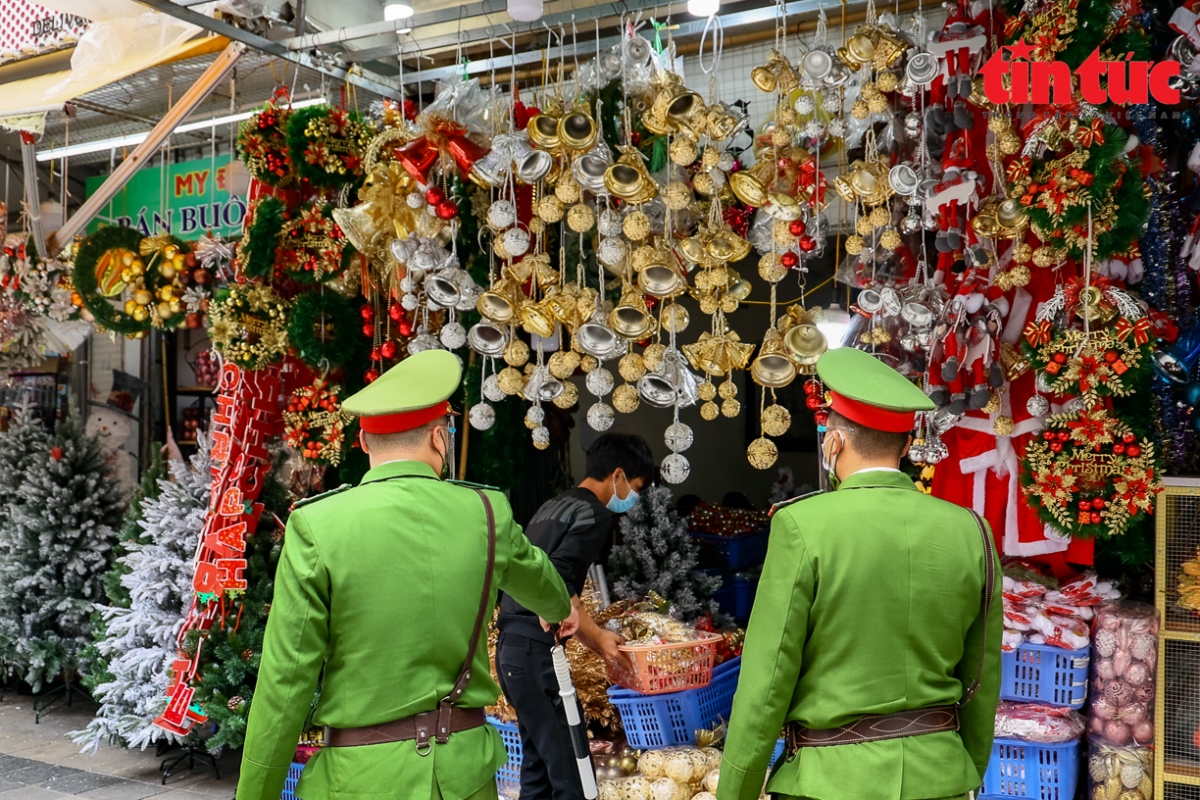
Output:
[0, 689, 241, 800]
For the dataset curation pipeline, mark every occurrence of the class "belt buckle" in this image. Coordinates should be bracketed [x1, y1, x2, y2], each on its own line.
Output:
[414, 711, 433, 757]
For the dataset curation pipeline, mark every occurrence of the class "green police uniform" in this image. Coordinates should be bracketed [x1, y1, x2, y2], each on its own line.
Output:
[237, 351, 573, 800]
[718, 348, 1002, 800]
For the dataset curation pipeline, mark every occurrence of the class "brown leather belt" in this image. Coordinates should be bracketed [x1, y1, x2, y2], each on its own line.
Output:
[325, 707, 487, 753]
[785, 705, 958, 752]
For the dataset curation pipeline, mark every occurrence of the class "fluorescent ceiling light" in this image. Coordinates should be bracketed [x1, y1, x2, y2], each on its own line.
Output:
[384, 0, 414, 20]
[687, 0, 720, 15]
[36, 97, 326, 162]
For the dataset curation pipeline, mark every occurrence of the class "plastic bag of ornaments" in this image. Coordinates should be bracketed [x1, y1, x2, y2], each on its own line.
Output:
[1087, 742, 1153, 800]
[1088, 602, 1159, 747]
[597, 747, 736, 800]
[592, 741, 640, 783]
[1002, 570, 1120, 651]
[993, 701, 1086, 744]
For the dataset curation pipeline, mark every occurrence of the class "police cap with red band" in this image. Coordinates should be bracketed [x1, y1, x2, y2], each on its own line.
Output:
[342, 349, 462, 434]
[815, 346, 934, 433]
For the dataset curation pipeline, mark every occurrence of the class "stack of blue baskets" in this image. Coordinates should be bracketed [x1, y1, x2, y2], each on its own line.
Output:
[981, 642, 1090, 800]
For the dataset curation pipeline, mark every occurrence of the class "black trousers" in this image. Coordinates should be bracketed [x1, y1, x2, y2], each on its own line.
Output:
[496, 632, 586, 800]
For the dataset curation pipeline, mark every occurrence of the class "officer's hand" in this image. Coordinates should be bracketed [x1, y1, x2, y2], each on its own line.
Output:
[541, 605, 581, 637]
[595, 629, 631, 673]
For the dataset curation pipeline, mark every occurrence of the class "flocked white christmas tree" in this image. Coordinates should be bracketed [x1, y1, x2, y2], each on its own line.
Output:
[607, 485, 720, 623]
[72, 435, 211, 751]
[0, 407, 125, 691]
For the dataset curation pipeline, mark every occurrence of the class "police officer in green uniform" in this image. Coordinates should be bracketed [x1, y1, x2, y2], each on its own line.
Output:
[237, 350, 577, 800]
[718, 347, 1002, 800]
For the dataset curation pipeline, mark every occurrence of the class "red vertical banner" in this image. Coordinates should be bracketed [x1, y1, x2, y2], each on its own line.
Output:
[154, 361, 281, 735]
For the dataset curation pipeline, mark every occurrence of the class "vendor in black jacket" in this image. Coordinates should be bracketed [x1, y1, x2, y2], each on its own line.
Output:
[496, 433, 656, 800]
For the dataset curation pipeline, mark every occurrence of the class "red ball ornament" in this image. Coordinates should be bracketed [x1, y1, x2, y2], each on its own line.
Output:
[804, 379, 821, 396]
[50, 446, 62, 460]
[805, 395, 822, 410]
[644, 295, 659, 309]
[369, 347, 382, 361]
[1127, 445, 1141, 458]
[1090, 512, 1103, 524]
[1091, 497, 1106, 510]
[1056, 431, 1070, 442]
[630, 132, 642, 146]
[381, 341, 397, 359]
[637, 338, 652, 348]
[789, 219, 807, 237]
[1122, 433, 1136, 444]
[364, 368, 381, 383]
[1042, 431, 1055, 441]
[436, 199, 459, 220]
[1049, 442, 1063, 453]
[1112, 444, 1126, 455]
[425, 186, 445, 205]
[398, 319, 413, 337]
[780, 251, 800, 269]
[1052, 352, 1067, 364]
[389, 302, 403, 321]
[813, 409, 829, 427]
[1104, 350, 1119, 363]
[360, 305, 374, 320]
[1078, 500, 1092, 511]
[362, 322, 375, 338]
[798, 235, 817, 253]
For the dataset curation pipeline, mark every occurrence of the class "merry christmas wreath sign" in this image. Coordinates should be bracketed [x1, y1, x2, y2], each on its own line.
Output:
[283, 379, 349, 465]
[286, 106, 373, 188]
[1021, 407, 1162, 538]
[237, 94, 294, 187]
[207, 283, 290, 370]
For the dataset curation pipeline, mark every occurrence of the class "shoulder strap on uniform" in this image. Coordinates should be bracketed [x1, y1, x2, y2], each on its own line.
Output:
[435, 488, 497, 742]
[290, 483, 351, 511]
[958, 509, 996, 707]
[447, 478, 501, 491]
[769, 489, 824, 517]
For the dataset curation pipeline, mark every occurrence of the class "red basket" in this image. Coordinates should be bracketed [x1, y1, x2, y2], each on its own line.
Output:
[606, 634, 723, 695]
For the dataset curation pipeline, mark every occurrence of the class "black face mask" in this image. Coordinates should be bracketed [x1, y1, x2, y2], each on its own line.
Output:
[435, 425, 453, 480]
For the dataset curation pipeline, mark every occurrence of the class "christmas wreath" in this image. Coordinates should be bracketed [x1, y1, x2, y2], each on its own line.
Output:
[1002, 0, 1150, 68]
[207, 283, 290, 369]
[1020, 406, 1161, 538]
[236, 196, 285, 281]
[73, 228, 189, 336]
[286, 105, 373, 188]
[286, 290, 359, 368]
[283, 379, 349, 465]
[237, 94, 294, 187]
[277, 203, 352, 283]
[1007, 121, 1149, 263]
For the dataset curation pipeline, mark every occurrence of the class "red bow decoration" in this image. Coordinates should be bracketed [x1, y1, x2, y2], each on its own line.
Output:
[1114, 316, 1152, 346]
[1075, 119, 1105, 148]
[395, 121, 488, 183]
[1007, 156, 1032, 184]
[1024, 319, 1053, 347]
[513, 101, 540, 131]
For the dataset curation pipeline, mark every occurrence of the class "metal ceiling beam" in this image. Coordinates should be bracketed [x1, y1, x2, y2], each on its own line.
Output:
[405, 0, 851, 83]
[280, 19, 413, 50]
[133, 0, 404, 99]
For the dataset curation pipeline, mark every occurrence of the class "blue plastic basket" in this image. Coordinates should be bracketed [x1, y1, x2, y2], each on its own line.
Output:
[769, 738, 785, 770]
[691, 529, 770, 570]
[488, 716, 522, 796]
[981, 738, 1080, 800]
[607, 658, 741, 749]
[709, 572, 759, 624]
[281, 762, 304, 800]
[1000, 644, 1090, 709]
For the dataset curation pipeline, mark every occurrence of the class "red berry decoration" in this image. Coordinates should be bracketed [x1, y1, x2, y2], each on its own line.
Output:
[425, 186, 445, 205]
[436, 199, 459, 220]
[381, 341, 397, 360]
[362, 322, 375, 338]
[789, 219, 807, 237]
[1090, 512, 1102, 524]
[1123, 433, 1136, 443]
[637, 338, 652, 348]
[1112, 444, 1126, 454]
[389, 302, 403, 321]
[369, 347, 382, 361]
[1056, 431, 1070, 442]
[1042, 431, 1055, 441]
[1050, 442, 1063, 452]
[364, 367, 381, 383]
[798, 235, 818, 253]
[398, 319, 413, 337]
[1092, 498, 1105, 510]
[644, 295, 659, 309]
[50, 446, 62, 460]
[1078, 500, 1091, 511]
[780, 251, 800, 269]
[360, 305, 374, 320]
[1127, 445, 1141, 458]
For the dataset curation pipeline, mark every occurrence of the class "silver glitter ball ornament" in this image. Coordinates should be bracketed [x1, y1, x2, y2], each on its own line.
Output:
[532, 426, 551, 449]
[401, 293, 420, 311]
[406, 192, 424, 209]
[1036, 372, 1055, 394]
[587, 402, 615, 431]
[439, 321, 467, 349]
[664, 422, 694, 453]
[660, 453, 691, 484]
[827, 118, 848, 137]
[586, 367, 615, 396]
[482, 374, 506, 403]
[526, 405, 546, 425]
[598, 209, 623, 237]
[1026, 394, 1050, 417]
[794, 95, 816, 115]
[469, 403, 496, 431]
[900, 214, 923, 235]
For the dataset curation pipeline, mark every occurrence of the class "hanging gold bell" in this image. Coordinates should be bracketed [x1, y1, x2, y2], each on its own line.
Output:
[527, 113, 562, 150]
[768, 49, 800, 92]
[477, 277, 524, 324]
[605, 150, 656, 203]
[544, 288, 581, 330]
[995, 199, 1030, 237]
[971, 197, 1002, 239]
[706, 102, 749, 141]
[559, 111, 598, 152]
[638, 252, 687, 298]
[609, 285, 658, 340]
[783, 323, 828, 368]
[751, 64, 778, 93]
[520, 298, 558, 338]
[729, 157, 775, 208]
[751, 330, 797, 388]
[666, 90, 707, 136]
[872, 27, 907, 69]
[765, 191, 803, 221]
[837, 30, 877, 69]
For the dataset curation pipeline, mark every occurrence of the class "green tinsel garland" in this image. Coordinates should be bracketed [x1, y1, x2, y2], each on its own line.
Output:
[286, 290, 359, 369]
[237, 196, 285, 281]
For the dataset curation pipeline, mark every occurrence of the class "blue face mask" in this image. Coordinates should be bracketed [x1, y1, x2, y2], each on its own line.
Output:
[606, 473, 639, 514]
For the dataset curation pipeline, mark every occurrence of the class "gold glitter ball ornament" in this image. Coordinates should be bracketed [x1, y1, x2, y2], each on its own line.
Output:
[643, 343, 667, 370]
[1013, 242, 1033, 264]
[869, 206, 891, 227]
[1032, 246, 1057, 268]
[982, 393, 1003, 414]
[845, 235, 865, 255]
[580, 354, 599, 373]
[771, 127, 791, 147]
[987, 117, 1008, 134]
[761, 403, 792, 437]
[662, 304, 690, 333]
[747, 437, 779, 469]
[698, 380, 717, 401]
[693, 172, 716, 196]
[775, 219, 798, 245]
[994, 271, 1013, 291]
[528, 218, 546, 235]
[876, 71, 899, 92]
[721, 398, 741, 418]
[718, 379, 738, 400]
[497, 366, 525, 395]
[701, 147, 722, 170]
[700, 401, 720, 421]
[613, 383, 640, 413]
[856, 216, 877, 235]
[758, 254, 788, 282]
[618, 353, 647, 382]
[721, 295, 740, 314]
[548, 350, 581, 379]
[699, 295, 720, 315]
[867, 95, 889, 115]
[556, 179, 582, 204]
[524, 412, 541, 430]
[999, 134, 1022, 155]
[777, 106, 798, 126]
[879, 228, 902, 250]
[553, 381, 579, 408]
[504, 339, 530, 367]
[985, 143, 1002, 162]
[537, 195, 565, 223]
[993, 415, 1015, 436]
[1009, 265, 1031, 286]
[670, 136, 699, 166]
[663, 181, 693, 210]
[861, 83, 881, 101]
[623, 211, 651, 241]
[851, 100, 870, 120]
[567, 203, 596, 233]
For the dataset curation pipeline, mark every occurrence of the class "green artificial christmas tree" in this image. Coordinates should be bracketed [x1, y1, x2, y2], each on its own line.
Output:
[607, 485, 720, 623]
[0, 407, 125, 691]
